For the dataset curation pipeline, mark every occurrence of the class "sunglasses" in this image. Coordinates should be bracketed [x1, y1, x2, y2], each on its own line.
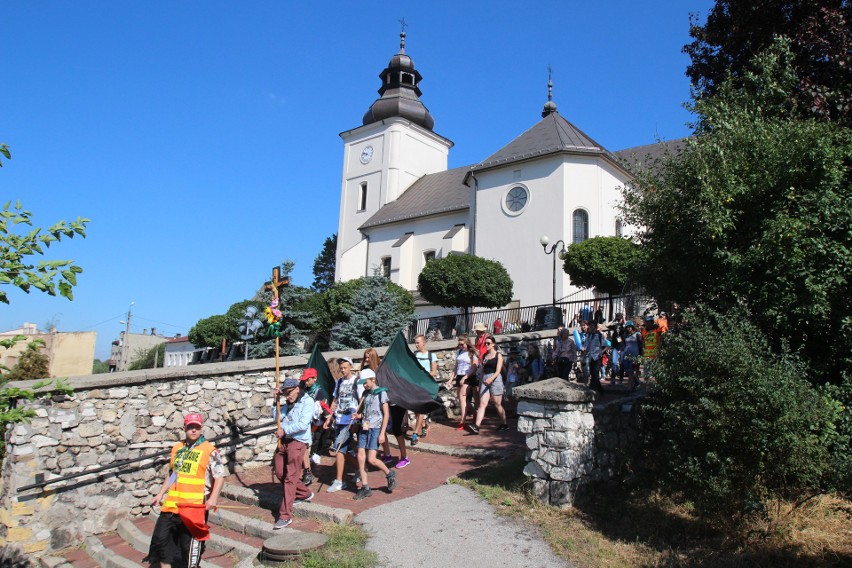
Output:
[485, 341, 494, 345]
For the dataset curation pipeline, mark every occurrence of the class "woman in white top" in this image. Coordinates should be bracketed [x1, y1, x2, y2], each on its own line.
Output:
[453, 335, 479, 430]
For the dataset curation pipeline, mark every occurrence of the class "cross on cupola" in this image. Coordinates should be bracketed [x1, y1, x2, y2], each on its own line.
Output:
[542, 65, 558, 117]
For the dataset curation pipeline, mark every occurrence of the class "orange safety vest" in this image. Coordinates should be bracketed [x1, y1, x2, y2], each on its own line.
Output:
[642, 329, 661, 359]
[161, 440, 215, 514]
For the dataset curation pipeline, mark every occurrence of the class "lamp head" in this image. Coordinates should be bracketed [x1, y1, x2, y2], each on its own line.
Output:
[539, 235, 550, 247]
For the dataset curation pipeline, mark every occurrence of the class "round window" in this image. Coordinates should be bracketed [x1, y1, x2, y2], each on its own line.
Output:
[505, 186, 528, 212]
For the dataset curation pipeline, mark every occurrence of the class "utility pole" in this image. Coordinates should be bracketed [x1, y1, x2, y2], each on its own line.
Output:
[121, 301, 134, 371]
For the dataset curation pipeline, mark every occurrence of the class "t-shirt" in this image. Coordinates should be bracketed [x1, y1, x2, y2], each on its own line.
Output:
[361, 388, 389, 429]
[415, 350, 437, 376]
[455, 349, 477, 376]
[332, 375, 359, 425]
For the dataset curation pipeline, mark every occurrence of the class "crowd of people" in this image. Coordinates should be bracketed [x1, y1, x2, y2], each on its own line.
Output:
[144, 313, 668, 566]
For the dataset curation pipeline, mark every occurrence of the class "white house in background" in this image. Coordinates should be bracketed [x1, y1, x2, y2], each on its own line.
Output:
[335, 31, 673, 321]
[164, 336, 206, 367]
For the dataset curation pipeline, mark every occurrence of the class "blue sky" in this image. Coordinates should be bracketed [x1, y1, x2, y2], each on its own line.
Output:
[1, 1, 713, 360]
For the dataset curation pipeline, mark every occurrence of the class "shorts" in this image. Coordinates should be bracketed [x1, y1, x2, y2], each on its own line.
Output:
[479, 373, 505, 397]
[357, 427, 382, 451]
[332, 423, 354, 454]
[388, 405, 407, 437]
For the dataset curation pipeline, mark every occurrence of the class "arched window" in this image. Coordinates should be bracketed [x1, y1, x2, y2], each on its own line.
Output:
[572, 209, 589, 244]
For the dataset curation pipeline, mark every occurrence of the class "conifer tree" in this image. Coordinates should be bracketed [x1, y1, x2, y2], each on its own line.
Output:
[330, 272, 415, 350]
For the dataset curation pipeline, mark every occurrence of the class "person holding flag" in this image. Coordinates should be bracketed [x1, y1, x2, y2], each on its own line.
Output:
[147, 412, 226, 568]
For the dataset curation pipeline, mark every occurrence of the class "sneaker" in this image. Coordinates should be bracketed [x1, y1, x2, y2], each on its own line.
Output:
[311, 453, 322, 465]
[467, 424, 480, 434]
[327, 479, 344, 493]
[496, 424, 510, 432]
[381, 454, 395, 465]
[386, 470, 396, 493]
[396, 457, 410, 469]
[455, 422, 465, 431]
[353, 486, 372, 500]
[273, 518, 292, 530]
[295, 491, 314, 504]
[302, 469, 314, 485]
[411, 434, 418, 446]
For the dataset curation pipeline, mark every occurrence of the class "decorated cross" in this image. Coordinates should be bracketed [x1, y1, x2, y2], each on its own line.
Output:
[264, 266, 290, 444]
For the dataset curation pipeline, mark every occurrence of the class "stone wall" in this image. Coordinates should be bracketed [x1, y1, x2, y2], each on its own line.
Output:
[514, 378, 644, 507]
[0, 331, 557, 556]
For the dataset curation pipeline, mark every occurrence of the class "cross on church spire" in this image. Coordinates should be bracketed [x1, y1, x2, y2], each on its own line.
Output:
[542, 65, 558, 117]
[399, 17, 407, 52]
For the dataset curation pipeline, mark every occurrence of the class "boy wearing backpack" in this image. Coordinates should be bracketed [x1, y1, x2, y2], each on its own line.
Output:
[351, 373, 397, 500]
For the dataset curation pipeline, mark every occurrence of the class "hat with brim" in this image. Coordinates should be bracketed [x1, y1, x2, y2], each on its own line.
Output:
[336, 356, 353, 365]
[473, 322, 486, 331]
[282, 377, 300, 390]
[184, 412, 204, 427]
[301, 367, 318, 381]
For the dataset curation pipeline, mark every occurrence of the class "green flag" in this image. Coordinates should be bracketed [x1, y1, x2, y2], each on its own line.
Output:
[376, 331, 441, 414]
[305, 343, 335, 404]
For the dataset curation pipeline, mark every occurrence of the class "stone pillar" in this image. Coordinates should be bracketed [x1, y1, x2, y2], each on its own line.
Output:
[513, 378, 596, 508]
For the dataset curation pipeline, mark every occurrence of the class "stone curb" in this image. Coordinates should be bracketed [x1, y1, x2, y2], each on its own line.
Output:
[116, 518, 150, 553]
[211, 507, 276, 540]
[221, 482, 353, 525]
[37, 556, 73, 568]
[388, 438, 520, 460]
[84, 535, 142, 568]
[148, 509, 261, 561]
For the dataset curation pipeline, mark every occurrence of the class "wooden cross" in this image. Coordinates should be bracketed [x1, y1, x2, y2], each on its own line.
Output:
[263, 267, 290, 301]
[265, 266, 289, 443]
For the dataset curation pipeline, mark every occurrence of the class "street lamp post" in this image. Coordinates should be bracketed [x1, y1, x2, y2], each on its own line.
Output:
[539, 235, 565, 306]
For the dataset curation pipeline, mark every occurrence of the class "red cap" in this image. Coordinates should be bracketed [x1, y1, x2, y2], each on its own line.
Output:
[301, 368, 318, 381]
[184, 413, 204, 427]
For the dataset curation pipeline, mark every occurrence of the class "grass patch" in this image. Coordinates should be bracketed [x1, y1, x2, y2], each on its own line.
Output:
[451, 458, 852, 567]
[275, 522, 378, 568]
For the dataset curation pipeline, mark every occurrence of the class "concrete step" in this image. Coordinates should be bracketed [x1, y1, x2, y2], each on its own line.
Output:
[220, 481, 353, 525]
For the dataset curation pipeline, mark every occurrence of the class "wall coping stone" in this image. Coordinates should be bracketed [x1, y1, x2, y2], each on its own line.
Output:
[514, 377, 597, 403]
[7, 329, 558, 394]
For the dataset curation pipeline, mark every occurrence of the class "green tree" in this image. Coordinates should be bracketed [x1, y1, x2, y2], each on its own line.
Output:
[622, 39, 852, 382]
[128, 343, 167, 371]
[0, 201, 89, 304]
[641, 309, 847, 530]
[3, 339, 49, 381]
[299, 275, 414, 338]
[312, 233, 337, 292]
[561, 236, 646, 317]
[330, 273, 415, 350]
[417, 254, 513, 327]
[685, 0, 852, 125]
[188, 314, 232, 351]
[92, 359, 110, 374]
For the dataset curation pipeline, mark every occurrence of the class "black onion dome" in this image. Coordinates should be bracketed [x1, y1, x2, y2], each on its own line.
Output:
[362, 31, 435, 131]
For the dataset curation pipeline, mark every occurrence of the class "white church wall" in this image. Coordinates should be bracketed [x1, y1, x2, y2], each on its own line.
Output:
[339, 238, 369, 281]
[474, 159, 565, 308]
[365, 211, 468, 290]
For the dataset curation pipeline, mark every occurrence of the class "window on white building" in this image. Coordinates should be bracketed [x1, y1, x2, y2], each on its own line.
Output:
[573, 209, 589, 244]
[381, 256, 391, 278]
[358, 182, 368, 212]
[423, 250, 436, 264]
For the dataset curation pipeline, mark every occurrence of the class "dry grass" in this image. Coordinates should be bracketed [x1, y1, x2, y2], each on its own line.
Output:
[452, 457, 851, 567]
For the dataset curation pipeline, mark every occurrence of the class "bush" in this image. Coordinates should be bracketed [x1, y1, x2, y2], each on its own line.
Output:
[643, 308, 845, 529]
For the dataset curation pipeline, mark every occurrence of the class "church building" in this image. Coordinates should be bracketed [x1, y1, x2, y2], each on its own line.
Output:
[335, 31, 654, 321]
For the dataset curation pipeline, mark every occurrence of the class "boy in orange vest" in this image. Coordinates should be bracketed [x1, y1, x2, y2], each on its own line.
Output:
[147, 412, 226, 568]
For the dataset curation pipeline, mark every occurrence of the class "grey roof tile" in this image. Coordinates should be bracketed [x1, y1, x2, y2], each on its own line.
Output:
[613, 138, 687, 176]
[473, 113, 610, 170]
[360, 165, 472, 230]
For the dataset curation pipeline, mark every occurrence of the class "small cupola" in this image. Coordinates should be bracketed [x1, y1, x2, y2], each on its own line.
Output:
[362, 24, 435, 131]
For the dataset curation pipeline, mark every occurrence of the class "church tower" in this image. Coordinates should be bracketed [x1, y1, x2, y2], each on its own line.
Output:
[335, 27, 453, 281]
